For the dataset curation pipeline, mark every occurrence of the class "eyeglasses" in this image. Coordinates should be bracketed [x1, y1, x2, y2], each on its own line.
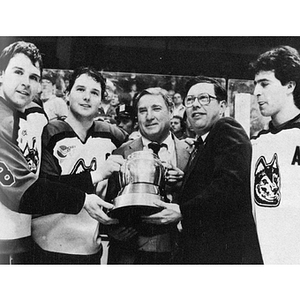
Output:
[184, 93, 218, 107]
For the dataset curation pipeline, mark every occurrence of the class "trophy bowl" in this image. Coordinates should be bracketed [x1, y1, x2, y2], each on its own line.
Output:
[108, 151, 169, 236]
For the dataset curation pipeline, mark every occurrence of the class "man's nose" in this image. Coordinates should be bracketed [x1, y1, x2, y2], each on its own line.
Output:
[146, 110, 154, 119]
[253, 84, 261, 96]
[83, 91, 91, 100]
[192, 98, 203, 108]
[21, 75, 30, 87]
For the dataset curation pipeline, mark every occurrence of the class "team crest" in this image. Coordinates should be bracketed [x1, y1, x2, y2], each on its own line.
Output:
[254, 153, 281, 207]
[57, 145, 75, 158]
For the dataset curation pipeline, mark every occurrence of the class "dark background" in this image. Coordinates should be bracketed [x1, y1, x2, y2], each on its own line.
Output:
[1, 36, 300, 80]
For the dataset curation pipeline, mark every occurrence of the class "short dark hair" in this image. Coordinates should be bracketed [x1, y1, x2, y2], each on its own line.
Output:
[67, 66, 106, 100]
[250, 45, 300, 108]
[0, 41, 43, 76]
[133, 87, 174, 115]
[171, 115, 186, 131]
[185, 76, 227, 102]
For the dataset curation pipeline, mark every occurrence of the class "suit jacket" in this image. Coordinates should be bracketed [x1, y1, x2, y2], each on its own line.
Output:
[178, 117, 263, 264]
[105, 134, 190, 256]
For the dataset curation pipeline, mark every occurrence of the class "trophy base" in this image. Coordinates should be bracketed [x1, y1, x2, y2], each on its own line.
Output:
[109, 193, 163, 219]
[108, 193, 169, 236]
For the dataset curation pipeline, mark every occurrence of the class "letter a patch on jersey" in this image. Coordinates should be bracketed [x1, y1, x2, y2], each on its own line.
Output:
[254, 153, 281, 207]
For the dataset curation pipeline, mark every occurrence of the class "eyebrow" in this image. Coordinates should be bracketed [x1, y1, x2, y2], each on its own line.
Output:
[13, 66, 40, 79]
[138, 103, 163, 109]
[254, 78, 270, 84]
[75, 85, 100, 93]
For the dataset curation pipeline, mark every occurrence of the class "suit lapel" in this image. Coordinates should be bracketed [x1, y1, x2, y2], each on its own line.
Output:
[124, 137, 143, 158]
[173, 135, 190, 171]
[181, 138, 206, 189]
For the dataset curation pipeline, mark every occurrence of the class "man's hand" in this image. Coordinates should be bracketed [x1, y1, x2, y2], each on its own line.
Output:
[83, 193, 119, 225]
[141, 200, 182, 225]
[91, 155, 125, 184]
[165, 164, 184, 184]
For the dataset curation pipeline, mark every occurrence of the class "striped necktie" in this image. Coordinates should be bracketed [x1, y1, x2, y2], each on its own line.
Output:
[189, 136, 204, 165]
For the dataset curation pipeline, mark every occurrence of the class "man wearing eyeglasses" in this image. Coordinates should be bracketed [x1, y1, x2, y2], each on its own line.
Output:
[144, 76, 263, 264]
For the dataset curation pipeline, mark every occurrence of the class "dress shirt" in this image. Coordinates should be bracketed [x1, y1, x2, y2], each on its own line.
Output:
[141, 133, 177, 167]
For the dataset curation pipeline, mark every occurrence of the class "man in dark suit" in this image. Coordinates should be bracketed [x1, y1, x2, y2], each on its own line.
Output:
[105, 87, 190, 264]
[144, 77, 263, 264]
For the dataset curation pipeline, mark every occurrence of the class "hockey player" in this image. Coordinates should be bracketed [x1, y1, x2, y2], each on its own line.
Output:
[0, 42, 121, 264]
[0, 41, 47, 264]
[250, 45, 300, 264]
[30, 66, 127, 264]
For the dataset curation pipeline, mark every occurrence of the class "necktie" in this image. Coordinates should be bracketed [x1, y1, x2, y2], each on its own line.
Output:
[148, 142, 168, 155]
[193, 136, 204, 149]
[188, 136, 204, 166]
[147, 142, 169, 201]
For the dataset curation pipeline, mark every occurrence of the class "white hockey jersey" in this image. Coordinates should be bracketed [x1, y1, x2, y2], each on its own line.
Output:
[251, 114, 300, 264]
[32, 119, 127, 255]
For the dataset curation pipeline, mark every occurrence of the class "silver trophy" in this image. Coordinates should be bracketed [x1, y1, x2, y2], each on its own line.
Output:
[109, 151, 168, 234]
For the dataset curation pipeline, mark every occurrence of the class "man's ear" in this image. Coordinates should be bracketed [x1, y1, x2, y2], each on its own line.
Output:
[287, 81, 296, 94]
[219, 100, 227, 116]
[169, 109, 174, 119]
[65, 93, 70, 105]
[0, 70, 4, 84]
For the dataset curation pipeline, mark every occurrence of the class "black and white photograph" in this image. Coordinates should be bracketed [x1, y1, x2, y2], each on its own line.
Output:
[1, 2, 299, 299]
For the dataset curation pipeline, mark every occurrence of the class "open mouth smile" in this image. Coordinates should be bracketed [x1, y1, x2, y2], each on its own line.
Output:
[192, 111, 205, 118]
[80, 104, 91, 108]
[17, 90, 30, 96]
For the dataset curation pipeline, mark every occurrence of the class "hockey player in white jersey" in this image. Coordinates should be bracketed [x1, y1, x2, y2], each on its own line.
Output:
[250, 45, 300, 264]
[30, 66, 127, 264]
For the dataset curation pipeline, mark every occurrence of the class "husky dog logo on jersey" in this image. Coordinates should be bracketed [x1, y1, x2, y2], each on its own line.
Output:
[254, 153, 281, 207]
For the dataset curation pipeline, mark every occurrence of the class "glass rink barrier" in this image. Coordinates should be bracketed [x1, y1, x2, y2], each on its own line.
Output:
[45, 68, 269, 138]
[227, 78, 271, 138]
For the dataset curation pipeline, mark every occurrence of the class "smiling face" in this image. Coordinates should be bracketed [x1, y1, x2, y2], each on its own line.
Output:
[68, 73, 102, 120]
[0, 53, 41, 112]
[137, 94, 172, 143]
[186, 82, 226, 136]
